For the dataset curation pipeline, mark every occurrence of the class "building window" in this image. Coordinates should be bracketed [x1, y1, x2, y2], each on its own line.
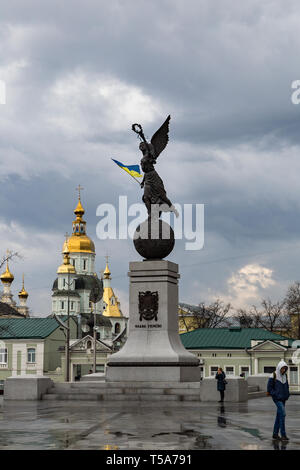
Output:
[83, 259, 87, 270]
[0, 348, 8, 364]
[70, 301, 74, 310]
[61, 301, 64, 310]
[27, 348, 36, 363]
[227, 353, 232, 357]
[290, 367, 298, 385]
[212, 353, 217, 357]
[115, 323, 120, 334]
[197, 353, 202, 357]
[240, 366, 250, 378]
[225, 366, 234, 375]
[86, 340, 92, 349]
[63, 279, 66, 287]
[264, 366, 276, 374]
[210, 366, 218, 376]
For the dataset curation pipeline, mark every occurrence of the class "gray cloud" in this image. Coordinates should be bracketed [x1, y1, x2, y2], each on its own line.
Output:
[1, 0, 300, 314]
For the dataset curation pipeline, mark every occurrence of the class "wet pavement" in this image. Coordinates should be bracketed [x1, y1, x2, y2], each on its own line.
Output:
[0, 395, 299, 450]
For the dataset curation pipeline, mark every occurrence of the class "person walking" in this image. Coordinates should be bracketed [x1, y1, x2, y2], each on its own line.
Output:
[215, 367, 226, 402]
[267, 359, 290, 441]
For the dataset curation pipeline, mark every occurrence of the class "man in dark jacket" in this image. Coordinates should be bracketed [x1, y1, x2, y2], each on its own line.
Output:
[267, 359, 290, 441]
[215, 368, 226, 402]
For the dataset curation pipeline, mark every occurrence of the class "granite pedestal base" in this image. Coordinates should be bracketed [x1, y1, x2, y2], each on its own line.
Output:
[106, 260, 200, 383]
[106, 365, 200, 382]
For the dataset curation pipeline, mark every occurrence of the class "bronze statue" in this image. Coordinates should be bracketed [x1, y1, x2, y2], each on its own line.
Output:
[132, 115, 179, 218]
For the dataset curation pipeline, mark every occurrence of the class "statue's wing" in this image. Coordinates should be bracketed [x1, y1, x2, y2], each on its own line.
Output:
[150, 115, 171, 159]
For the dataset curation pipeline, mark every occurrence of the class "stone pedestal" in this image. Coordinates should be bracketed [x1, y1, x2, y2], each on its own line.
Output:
[106, 260, 200, 382]
[4, 376, 53, 400]
[199, 377, 248, 402]
[247, 374, 270, 391]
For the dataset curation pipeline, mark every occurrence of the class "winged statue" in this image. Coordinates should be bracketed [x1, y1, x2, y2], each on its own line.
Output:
[132, 115, 179, 218]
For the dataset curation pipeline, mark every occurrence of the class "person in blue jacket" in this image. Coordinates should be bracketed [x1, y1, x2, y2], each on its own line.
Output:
[267, 359, 290, 441]
[215, 367, 226, 402]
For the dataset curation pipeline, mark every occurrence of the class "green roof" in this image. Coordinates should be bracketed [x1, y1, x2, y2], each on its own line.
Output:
[180, 327, 294, 350]
[0, 318, 61, 339]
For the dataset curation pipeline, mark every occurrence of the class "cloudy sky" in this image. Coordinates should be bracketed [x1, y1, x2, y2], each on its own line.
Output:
[1, 0, 300, 316]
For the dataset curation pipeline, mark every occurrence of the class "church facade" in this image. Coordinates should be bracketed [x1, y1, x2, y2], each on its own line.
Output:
[51, 194, 127, 345]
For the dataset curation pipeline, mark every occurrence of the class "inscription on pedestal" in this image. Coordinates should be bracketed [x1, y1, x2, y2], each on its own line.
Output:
[138, 291, 158, 321]
[134, 324, 162, 328]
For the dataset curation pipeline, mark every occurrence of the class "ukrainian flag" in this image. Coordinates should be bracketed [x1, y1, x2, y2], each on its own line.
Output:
[111, 159, 143, 178]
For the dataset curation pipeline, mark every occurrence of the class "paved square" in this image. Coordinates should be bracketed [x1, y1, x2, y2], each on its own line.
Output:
[0, 396, 299, 450]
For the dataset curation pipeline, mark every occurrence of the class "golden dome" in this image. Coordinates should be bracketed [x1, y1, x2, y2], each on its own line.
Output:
[102, 287, 123, 318]
[74, 199, 85, 216]
[103, 262, 111, 279]
[102, 261, 123, 318]
[18, 274, 28, 299]
[63, 195, 95, 254]
[62, 240, 69, 253]
[57, 252, 76, 274]
[66, 234, 95, 254]
[1, 261, 14, 284]
[18, 287, 29, 299]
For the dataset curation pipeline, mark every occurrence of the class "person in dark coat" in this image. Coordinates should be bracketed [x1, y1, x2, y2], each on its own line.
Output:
[215, 367, 226, 402]
[267, 359, 290, 441]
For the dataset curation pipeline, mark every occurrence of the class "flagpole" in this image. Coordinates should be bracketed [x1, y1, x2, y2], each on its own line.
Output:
[126, 171, 142, 186]
[111, 158, 142, 186]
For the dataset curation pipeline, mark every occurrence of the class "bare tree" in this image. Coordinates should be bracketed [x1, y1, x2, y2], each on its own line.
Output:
[284, 282, 300, 339]
[178, 306, 193, 332]
[249, 299, 290, 335]
[179, 300, 232, 330]
[236, 309, 260, 328]
[0, 251, 21, 271]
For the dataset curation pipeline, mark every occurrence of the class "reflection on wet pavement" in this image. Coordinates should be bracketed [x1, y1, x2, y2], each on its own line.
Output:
[0, 396, 299, 450]
[151, 429, 212, 449]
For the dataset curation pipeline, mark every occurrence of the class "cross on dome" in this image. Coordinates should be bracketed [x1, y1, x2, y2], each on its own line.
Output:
[76, 184, 84, 200]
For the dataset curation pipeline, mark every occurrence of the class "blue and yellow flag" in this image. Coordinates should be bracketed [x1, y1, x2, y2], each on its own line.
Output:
[111, 159, 143, 178]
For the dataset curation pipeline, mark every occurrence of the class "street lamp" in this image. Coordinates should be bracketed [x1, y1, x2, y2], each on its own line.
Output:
[89, 276, 104, 375]
[91, 302, 97, 374]
[64, 273, 74, 382]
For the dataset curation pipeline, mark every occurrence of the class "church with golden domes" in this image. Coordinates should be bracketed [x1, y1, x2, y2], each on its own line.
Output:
[0, 255, 29, 318]
[51, 192, 127, 343]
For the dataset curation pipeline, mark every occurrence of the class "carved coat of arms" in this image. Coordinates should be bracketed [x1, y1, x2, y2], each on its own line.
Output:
[138, 291, 159, 321]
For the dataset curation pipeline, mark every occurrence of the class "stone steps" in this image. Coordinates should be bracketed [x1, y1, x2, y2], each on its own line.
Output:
[248, 391, 267, 399]
[43, 392, 201, 402]
[42, 381, 201, 401]
[71, 381, 201, 389]
[42, 381, 270, 402]
[47, 387, 200, 395]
